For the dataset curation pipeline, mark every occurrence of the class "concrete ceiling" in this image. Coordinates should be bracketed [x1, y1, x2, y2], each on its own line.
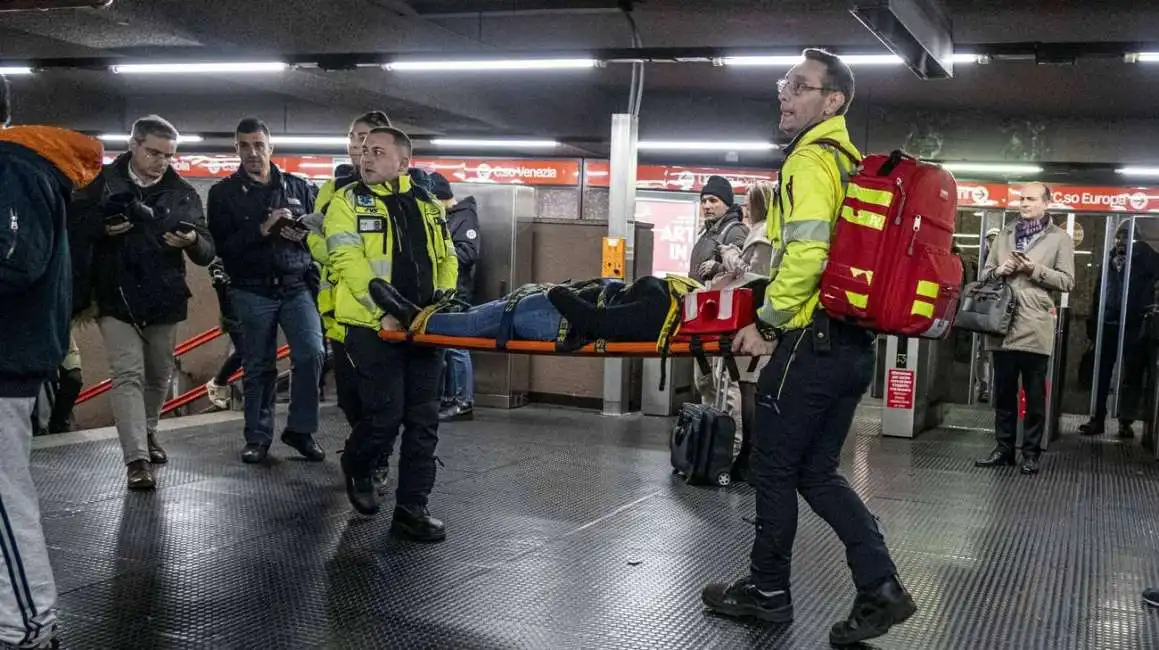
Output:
[3, 0, 1159, 163]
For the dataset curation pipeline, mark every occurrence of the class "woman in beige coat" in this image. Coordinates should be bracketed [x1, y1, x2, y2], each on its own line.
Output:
[974, 182, 1075, 475]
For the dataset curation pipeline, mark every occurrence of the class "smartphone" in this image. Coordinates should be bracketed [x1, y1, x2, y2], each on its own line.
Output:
[172, 221, 197, 235]
[104, 213, 129, 227]
[269, 215, 309, 237]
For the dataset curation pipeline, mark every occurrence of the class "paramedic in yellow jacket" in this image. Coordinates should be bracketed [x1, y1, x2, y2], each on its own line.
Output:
[325, 126, 456, 542]
[701, 49, 915, 647]
[305, 111, 392, 436]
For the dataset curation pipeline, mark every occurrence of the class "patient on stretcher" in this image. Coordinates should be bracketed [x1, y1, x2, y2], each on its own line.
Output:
[369, 276, 680, 349]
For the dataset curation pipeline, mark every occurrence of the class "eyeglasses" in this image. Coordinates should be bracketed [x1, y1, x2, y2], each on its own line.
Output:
[776, 78, 835, 97]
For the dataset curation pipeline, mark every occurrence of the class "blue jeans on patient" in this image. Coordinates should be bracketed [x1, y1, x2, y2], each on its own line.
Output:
[442, 349, 474, 404]
[426, 292, 563, 340]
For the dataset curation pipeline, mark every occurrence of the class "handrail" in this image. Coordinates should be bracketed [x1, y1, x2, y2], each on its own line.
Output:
[75, 326, 225, 406]
[160, 344, 290, 415]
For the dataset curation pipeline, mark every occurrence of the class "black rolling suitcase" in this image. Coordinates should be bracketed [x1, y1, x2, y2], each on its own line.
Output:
[670, 367, 736, 487]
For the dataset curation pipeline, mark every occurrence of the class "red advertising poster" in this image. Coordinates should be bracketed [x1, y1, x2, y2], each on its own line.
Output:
[411, 158, 582, 186]
[585, 161, 776, 193]
[635, 198, 698, 276]
[886, 369, 915, 410]
[1007, 185, 1159, 214]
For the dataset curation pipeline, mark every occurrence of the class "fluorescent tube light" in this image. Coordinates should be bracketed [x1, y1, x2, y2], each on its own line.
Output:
[269, 136, 348, 146]
[0, 66, 34, 75]
[1131, 52, 1159, 62]
[638, 141, 777, 151]
[430, 138, 559, 148]
[385, 58, 597, 72]
[941, 162, 1042, 175]
[1116, 167, 1159, 177]
[722, 53, 979, 66]
[111, 62, 288, 74]
[98, 133, 203, 144]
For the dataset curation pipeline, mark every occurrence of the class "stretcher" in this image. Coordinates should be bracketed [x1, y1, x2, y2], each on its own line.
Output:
[376, 330, 727, 357]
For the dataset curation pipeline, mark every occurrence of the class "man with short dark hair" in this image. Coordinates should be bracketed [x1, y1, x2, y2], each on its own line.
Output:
[1, 73, 105, 649]
[325, 127, 457, 540]
[70, 114, 215, 489]
[207, 117, 326, 464]
[701, 49, 916, 646]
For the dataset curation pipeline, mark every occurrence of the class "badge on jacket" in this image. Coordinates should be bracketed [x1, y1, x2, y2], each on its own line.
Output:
[358, 217, 385, 233]
[466, 229, 477, 240]
[356, 193, 375, 208]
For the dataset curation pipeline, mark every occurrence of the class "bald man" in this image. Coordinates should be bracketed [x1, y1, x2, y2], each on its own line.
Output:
[974, 182, 1074, 475]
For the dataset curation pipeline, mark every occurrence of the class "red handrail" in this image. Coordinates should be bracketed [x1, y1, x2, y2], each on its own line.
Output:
[75, 326, 225, 406]
[160, 344, 290, 415]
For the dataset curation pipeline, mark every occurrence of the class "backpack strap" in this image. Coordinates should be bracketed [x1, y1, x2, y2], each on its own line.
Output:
[812, 138, 860, 191]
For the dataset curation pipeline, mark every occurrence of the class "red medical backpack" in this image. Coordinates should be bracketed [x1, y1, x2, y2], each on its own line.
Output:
[817, 145, 963, 339]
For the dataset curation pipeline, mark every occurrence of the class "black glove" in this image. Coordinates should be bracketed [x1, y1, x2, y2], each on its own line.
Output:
[368, 279, 420, 329]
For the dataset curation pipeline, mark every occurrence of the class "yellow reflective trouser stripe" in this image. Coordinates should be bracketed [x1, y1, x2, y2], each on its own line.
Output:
[849, 184, 894, 209]
[327, 233, 363, 249]
[782, 219, 831, 243]
[840, 204, 886, 230]
[912, 300, 934, 317]
[846, 291, 868, 309]
[916, 280, 939, 299]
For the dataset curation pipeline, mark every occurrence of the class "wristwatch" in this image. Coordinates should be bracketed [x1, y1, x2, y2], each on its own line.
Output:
[754, 319, 779, 342]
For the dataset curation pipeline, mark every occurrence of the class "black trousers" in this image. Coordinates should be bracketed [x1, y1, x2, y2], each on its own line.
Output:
[1093, 328, 1147, 423]
[344, 326, 444, 508]
[329, 338, 363, 427]
[749, 317, 897, 592]
[992, 350, 1048, 458]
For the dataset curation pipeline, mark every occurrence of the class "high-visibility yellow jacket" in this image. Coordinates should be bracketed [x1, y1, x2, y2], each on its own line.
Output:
[324, 174, 457, 331]
[305, 175, 358, 342]
[758, 115, 858, 332]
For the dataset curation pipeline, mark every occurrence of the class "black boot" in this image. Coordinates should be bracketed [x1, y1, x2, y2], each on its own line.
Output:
[372, 461, 390, 497]
[701, 576, 793, 623]
[829, 576, 917, 646]
[281, 430, 325, 461]
[974, 449, 1015, 467]
[342, 454, 379, 515]
[368, 278, 421, 329]
[391, 504, 445, 542]
[1079, 419, 1105, 436]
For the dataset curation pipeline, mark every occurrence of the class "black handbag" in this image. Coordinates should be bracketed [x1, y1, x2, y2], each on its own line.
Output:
[955, 280, 1016, 335]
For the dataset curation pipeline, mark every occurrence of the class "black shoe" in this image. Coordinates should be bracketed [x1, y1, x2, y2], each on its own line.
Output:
[439, 401, 474, 422]
[391, 504, 446, 542]
[281, 431, 325, 461]
[829, 576, 917, 646]
[241, 443, 268, 464]
[341, 457, 379, 515]
[126, 459, 155, 491]
[1144, 587, 1159, 608]
[147, 433, 168, 464]
[1079, 419, 1105, 436]
[372, 465, 390, 497]
[1020, 456, 1040, 475]
[701, 576, 793, 623]
[974, 449, 1015, 467]
[1119, 421, 1136, 439]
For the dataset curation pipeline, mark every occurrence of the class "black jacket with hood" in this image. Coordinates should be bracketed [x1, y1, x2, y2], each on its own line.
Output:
[70, 152, 215, 327]
[446, 196, 481, 303]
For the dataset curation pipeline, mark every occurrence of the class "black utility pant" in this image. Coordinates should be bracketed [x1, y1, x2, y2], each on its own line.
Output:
[329, 338, 363, 428]
[344, 326, 444, 508]
[749, 316, 897, 592]
[992, 350, 1048, 458]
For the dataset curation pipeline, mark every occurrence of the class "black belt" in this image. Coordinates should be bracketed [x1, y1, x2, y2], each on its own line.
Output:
[233, 275, 306, 288]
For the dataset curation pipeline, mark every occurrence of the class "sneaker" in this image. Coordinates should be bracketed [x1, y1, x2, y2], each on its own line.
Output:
[700, 576, 793, 623]
[439, 401, 474, 422]
[206, 379, 231, 410]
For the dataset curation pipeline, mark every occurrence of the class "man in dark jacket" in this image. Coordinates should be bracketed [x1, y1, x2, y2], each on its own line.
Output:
[428, 172, 481, 421]
[70, 114, 215, 490]
[207, 117, 326, 464]
[0, 74, 105, 650]
[689, 175, 748, 284]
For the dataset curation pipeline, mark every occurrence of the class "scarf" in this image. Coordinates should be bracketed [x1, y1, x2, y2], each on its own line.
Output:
[1015, 215, 1051, 252]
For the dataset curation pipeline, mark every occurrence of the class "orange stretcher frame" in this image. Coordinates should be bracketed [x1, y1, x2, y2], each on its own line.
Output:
[377, 330, 726, 357]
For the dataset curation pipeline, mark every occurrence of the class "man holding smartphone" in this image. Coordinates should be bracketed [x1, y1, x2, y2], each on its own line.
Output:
[70, 114, 215, 489]
[207, 117, 326, 464]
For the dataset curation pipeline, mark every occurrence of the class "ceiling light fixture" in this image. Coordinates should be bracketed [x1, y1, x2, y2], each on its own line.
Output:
[941, 162, 1042, 175]
[384, 58, 598, 72]
[111, 62, 288, 74]
[638, 140, 778, 151]
[98, 133, 204, 144]
[430, 138, 560, 148]
[1116, 167, 1159, 177]
[0, 66, 34, 75]
[1127, 52, 1159, 63]
[721, 53, 979, 66]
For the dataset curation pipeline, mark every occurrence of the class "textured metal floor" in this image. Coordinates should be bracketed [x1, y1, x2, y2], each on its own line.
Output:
[28, 402, 1159, 649]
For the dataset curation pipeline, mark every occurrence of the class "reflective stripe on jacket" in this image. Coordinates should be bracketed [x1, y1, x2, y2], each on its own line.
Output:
[758, 115, 858, 331]
[324, 174, 457, 330]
